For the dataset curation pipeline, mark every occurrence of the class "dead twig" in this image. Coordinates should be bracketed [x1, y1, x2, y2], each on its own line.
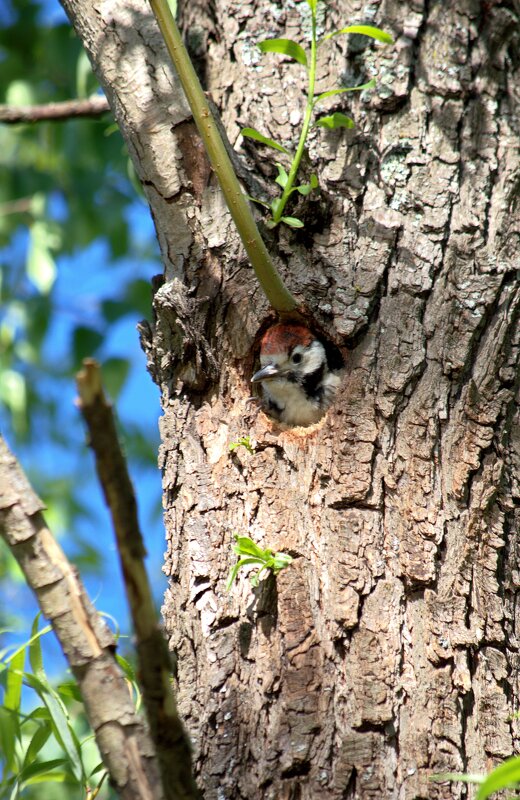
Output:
[76, 358, 200, 800]
[0, 435, 163, 800]
[0, 95, 110, 124]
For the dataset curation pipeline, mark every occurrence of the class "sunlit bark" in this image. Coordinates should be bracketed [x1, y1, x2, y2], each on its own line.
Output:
[63, 0, 520, 796]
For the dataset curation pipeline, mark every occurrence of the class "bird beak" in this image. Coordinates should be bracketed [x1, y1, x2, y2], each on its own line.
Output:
[251, 363, 282, 383]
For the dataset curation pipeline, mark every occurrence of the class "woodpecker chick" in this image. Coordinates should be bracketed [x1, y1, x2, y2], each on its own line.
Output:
[251, 323, 341, 426]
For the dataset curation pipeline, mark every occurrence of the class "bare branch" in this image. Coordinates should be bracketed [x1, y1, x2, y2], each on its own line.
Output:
[0, 95, 110, 124]
[76, 359, 201, 800]
[0, 435, 163, 800]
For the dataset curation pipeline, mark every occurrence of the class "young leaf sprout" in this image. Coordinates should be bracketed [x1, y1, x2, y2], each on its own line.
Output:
[243, 1, 393, 229]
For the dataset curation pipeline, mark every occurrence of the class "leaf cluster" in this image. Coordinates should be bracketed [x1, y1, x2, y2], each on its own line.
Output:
[0, 0, 156, 440]
[0, 615, 132, 799]
[227, 535, 293, 591]
[228, 435, 255, 454]
[242, 0, 393, 229]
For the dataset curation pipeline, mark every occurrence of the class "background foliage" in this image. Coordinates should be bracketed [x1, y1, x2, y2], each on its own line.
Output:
[1, 1, 163, 796]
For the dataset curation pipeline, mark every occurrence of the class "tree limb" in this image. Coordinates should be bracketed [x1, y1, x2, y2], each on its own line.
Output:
[0, 95, 110, 124]
[0, 435, 163, 800]
[75, 359, 201, 800]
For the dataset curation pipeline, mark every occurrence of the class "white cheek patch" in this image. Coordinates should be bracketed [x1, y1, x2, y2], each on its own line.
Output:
[302, 341, 326, 373]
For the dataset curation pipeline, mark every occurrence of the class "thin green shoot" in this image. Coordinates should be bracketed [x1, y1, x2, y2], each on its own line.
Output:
[242, 0, 393, 229]
[148, 0, 298, 312]
[229, 435, 255, 454]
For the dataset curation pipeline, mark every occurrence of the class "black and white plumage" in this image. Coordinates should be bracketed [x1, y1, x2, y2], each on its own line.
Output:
[251, 323, 342, 426]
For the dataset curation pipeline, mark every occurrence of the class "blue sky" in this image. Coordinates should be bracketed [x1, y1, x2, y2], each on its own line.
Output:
[2, 206, 166, 677]
[2, 200, 166, 673]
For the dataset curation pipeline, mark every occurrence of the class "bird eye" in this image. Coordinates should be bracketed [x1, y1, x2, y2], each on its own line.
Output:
[292, 352, 303, 364]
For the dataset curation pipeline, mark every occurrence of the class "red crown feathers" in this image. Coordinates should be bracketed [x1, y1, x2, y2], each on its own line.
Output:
[260, 323, 314, 355]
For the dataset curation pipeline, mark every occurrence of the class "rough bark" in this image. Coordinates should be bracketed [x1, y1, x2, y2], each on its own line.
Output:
[62, 0, 519, 798]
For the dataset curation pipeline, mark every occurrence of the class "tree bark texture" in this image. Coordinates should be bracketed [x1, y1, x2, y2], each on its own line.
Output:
[62, 0, 520, 797]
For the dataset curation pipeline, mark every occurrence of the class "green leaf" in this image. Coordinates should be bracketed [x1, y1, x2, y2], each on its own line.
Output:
[226, 563, 242, 592]
[281, 216, 305, 228]
[125, 278, 152, 317]
[258, 38, 308, 67]
[5, 623, 52, 667]
[101, 357, 130, 400]
[28, 614, 44, 678]
[270, 198, 283, 217]
[295, 184, 312, 196]
[0, 706, 17, 773]
[275, 163, 289, 189]
[0, 369, 28, 437]
[247, 196, 271, 209]
[5, 79, 36, 106]
[5, 648, 25, 715]
[23, 673, 84, 783]
[310, 173, 319, 189]
[100, 299, 130, 323]
[227, 557, 264, 591]
[115, 654, 136, 683]
[272, 552, 294, 572]
[241, 127, 289, 154]
[89, 762, 106, 778]
[107, 215, 130, 259]
[27, 707, 51, 722]
[45, 701, 84, 783]
[323, 25, 394, 44]
[26, 221, 57, 294]
[306, 0, 318, 13]
[22, 725, 53, 771]
[75, 49, 96, 100]
[72, 326, 104, 363]
[315, 78, 376, 104]
[228, 534, 293, 590]
[23, 768, 70, 786]
[316, 112, 355, 130]
[21, 757, 68, 783]
[477, 757, 520, 799]
[101, 279, 151, 322]
[20, 758, 67, 783]
[115, 654, 141, 710]
[57, 682, 83, 703]
[229, 436, 254, 453]
[232, 536, 266, 559]
[236, 557, 265, 568]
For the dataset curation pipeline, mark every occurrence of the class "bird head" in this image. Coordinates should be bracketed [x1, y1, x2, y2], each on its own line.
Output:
[251, 323, 340, 426]
[251, 323, 325, 384]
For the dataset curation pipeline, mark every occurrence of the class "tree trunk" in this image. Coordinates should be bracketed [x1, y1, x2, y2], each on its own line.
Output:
[63, 0, 519, 797]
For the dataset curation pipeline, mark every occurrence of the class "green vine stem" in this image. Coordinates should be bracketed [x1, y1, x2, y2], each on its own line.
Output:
[271, 12, 317, 226]
[148, 0, 298, 313]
